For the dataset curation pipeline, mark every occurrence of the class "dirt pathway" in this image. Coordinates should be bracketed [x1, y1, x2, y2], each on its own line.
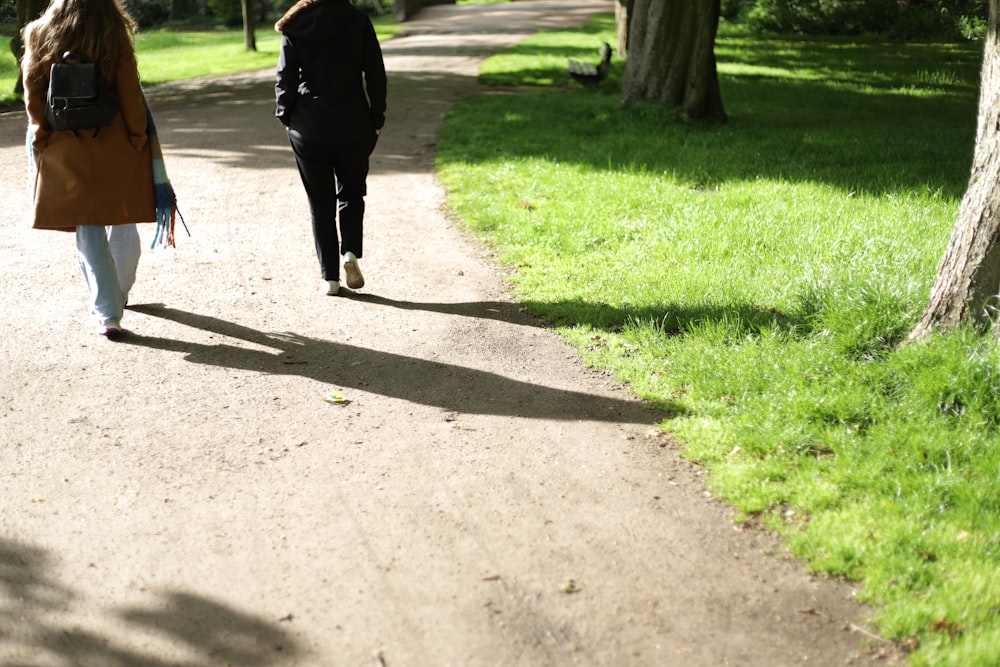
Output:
[0, 2, 898, 665]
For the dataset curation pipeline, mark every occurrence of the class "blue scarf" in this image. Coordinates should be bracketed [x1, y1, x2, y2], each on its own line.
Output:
[143, 92, 187, 248]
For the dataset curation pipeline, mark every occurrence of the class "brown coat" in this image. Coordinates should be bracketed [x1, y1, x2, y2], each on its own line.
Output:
[24, 52, 155, 231]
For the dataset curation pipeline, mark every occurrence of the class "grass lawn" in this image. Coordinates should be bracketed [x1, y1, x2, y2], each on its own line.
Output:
[436, 14, 998, 667]
[0, 17, 398, 107]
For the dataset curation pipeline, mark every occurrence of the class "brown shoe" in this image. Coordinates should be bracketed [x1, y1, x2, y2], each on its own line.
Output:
[343, 252, 364, 289]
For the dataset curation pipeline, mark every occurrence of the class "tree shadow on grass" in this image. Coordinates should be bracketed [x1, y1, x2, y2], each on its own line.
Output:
[347, 292, 542, 327]
[123, 304, 667, 423]
[517, 296, 802, 338]
[0, 537, 302, 667]
[347, 292, 800, 339]
[440, 74, 976, 200]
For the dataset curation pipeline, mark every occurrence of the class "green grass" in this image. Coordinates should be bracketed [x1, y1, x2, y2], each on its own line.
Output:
[133, 29, 284, 84]
[437, 15, 997, 666]
[0, 17, 398, 106]
[0, 35, 15, 104]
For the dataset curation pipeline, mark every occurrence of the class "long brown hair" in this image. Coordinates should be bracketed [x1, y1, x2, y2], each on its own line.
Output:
[275, 0, 347, 33]
[21, 0, 137, 85]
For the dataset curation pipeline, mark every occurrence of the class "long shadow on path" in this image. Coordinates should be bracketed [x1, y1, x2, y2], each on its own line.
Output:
[0, 537, 301, 667]
[124, 304, 660, 423]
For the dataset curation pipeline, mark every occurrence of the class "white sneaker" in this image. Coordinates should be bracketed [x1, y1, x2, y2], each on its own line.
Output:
[98, 320, 123, 338]
[323, 280, 340, 296]
[343, 251, 364, 289]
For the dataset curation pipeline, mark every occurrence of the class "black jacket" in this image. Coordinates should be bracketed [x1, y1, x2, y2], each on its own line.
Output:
[275, 0, 387, 144]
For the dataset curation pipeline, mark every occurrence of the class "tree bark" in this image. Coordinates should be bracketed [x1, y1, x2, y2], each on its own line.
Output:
[909, 0, 1000, 340]
[614, 0, 632, 59]
[170, 0, 194, 22]
[621, 0, 726, 122]
[242, 0, 257, 51]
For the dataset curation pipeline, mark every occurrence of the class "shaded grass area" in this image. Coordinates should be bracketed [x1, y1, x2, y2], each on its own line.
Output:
[0, 18, 398, 106]
[437, 15, 998, 667]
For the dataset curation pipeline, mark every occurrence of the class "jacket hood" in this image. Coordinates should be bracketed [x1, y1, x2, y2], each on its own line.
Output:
[275, 0, 355, 39]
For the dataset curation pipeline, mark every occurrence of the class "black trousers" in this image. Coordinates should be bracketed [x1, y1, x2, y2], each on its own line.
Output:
[288, 131, 370, 281]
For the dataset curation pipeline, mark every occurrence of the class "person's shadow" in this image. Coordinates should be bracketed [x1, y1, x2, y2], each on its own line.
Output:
[0, 537, 301, 667]
[123, 304, 667, 422]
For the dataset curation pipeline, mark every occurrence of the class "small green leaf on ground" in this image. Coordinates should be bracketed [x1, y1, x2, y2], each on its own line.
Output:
[323, 390, 348, 405]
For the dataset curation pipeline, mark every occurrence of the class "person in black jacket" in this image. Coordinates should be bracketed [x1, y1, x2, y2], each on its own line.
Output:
[275, 0, 387, 296]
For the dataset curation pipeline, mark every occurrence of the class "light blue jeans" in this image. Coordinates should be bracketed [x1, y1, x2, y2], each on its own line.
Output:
[75, 224, 141, 327]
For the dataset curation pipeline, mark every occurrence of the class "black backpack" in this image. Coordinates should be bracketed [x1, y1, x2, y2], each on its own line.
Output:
[45, 51, 118, 132]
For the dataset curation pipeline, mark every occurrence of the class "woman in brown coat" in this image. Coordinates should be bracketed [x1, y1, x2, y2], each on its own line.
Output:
[22, 0, 155, 337]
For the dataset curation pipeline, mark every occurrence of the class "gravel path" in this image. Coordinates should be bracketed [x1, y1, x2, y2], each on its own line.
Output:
[0, 3, 900, 664]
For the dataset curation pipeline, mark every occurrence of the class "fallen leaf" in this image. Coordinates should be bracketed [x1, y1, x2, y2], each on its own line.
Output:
[929, 618, 963, 638]
[323, 390, 348, 405]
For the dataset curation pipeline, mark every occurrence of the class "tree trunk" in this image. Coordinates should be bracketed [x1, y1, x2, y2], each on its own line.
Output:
[621, 0, 726, 122]
[242, 0, 257, 51]
[614, 0, 632, 59]
[909, 0, 1000, 340]
[170, 0, 194, 22]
